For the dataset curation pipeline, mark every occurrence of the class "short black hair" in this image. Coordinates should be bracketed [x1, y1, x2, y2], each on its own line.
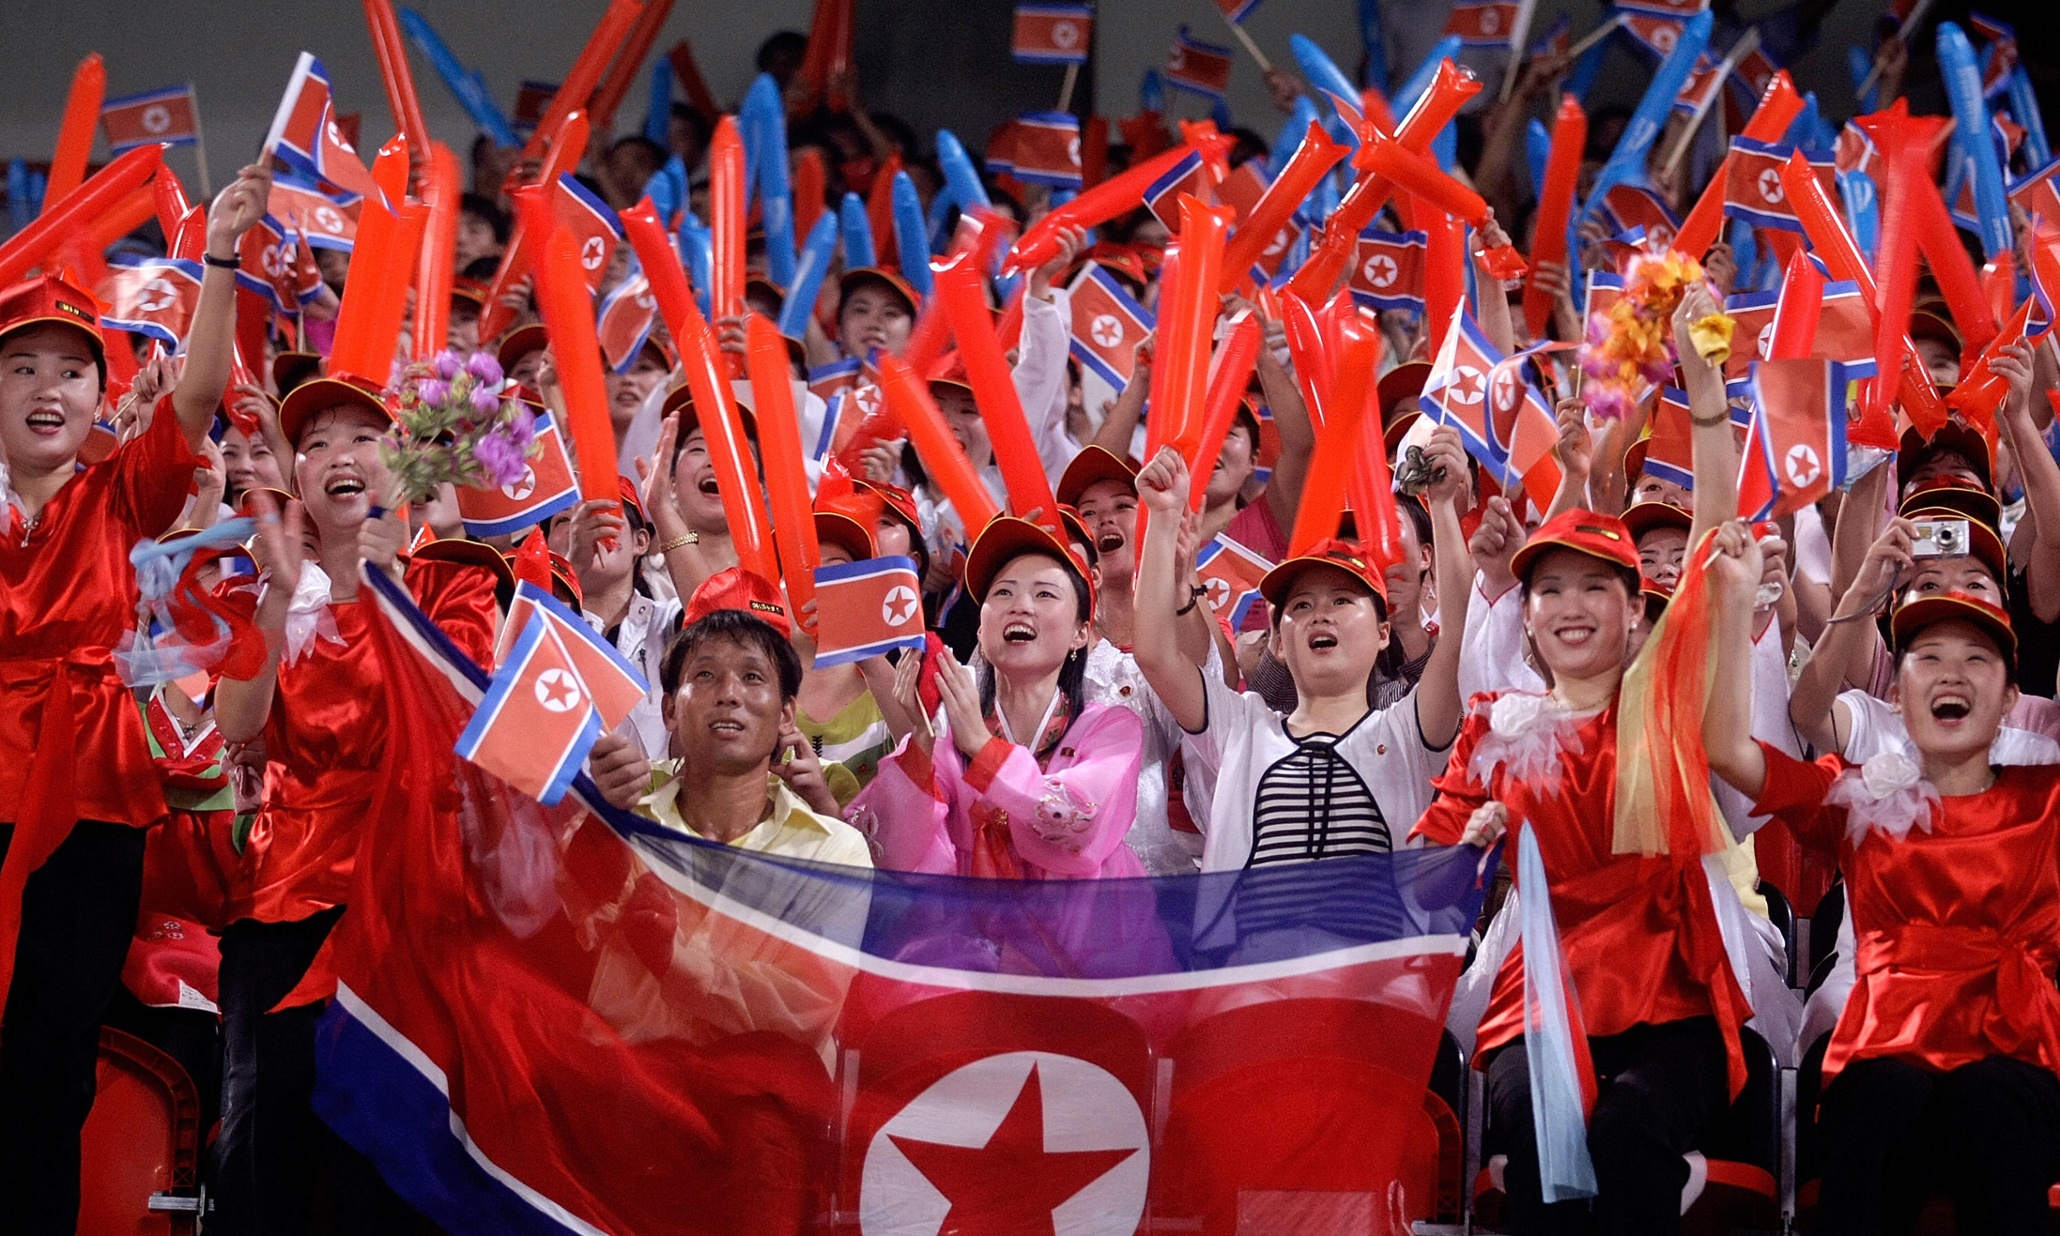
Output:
[757, 30, 808, 74]
[459, 193, 509, 243]
[660, 609, 803, 701]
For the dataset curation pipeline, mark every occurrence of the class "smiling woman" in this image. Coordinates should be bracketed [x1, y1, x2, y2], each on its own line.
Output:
[848, 516, 1146, 880]
[0, 166, 270, 1234]
[1705, 536, 2060, 1234]
[203, 368, 503, 1234]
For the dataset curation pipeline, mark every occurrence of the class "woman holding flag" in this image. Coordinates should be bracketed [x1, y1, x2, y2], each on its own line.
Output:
[1408, 282, 1755, 1235]
[0, 164, 269, 1235]
[208, 373, 501, 1236]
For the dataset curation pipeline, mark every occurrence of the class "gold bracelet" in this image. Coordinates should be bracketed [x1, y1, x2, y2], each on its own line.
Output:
[655, 530, 699, 553]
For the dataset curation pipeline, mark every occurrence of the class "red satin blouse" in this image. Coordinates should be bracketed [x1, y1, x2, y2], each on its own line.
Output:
[1753, 745, 2060, 1086]
[228, 560, 497, 924]
[1412, 696, 1751, 1094]
[0, 399, 196, 828]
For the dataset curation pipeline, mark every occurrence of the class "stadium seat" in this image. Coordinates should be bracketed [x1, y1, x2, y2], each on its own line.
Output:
[78, 1026, 203, 1236]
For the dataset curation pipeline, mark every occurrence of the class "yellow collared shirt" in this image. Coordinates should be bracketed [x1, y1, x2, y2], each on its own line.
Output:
[640, 763, 874, 868]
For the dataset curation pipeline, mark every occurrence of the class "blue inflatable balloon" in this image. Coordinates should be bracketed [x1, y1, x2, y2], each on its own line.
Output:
[2010, 65, 2051, 168]
[678, 212, 713, 320]
[643, 62, 672, 147]
[839, 192, 876, 271]
[743, 75, 797, 289]
[1838, 169, 1880, 266]
[1357, 0, 1390, 92]
[891, 172, 933, 298]
[1937, 22, 2013, 259]
[778, 214, 840, 339]
[1526, 118, 1551, 203]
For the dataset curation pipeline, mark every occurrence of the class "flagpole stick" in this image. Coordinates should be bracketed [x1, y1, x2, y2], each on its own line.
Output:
[1499, 0, 1540, 102]
[1221, 16, 1275, 76]
[1855, 0, 1935, 104]
[191, 83, 215, 197]
[1564, 15, 1624, 63]
[1059, 62, 1080, 114]
[1659, 28, 1761, 183]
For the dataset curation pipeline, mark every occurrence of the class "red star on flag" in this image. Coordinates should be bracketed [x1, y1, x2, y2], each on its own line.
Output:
[888, 1063, 1137, 1234]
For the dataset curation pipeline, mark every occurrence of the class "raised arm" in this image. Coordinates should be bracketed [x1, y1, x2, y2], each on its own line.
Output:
[1674, 282, 1737, 548]
[1472, 213, 1518, 356]
[1790, 519, 1913, 753]
[174, 166, 272, 449]
[1414, 425, 1475, 749]
[1091, 343, 1150, 456]
[1703, 521, 1770, 798]
[1995, 340, 2060, 622]
[1258, 322, 1316, 535]
[213, 492, 299, 743]
[1544, 397, 1592, 520]
[1132, 447, 1208, 732]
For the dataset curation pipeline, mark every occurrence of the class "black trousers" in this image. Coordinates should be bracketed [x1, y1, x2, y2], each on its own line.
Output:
[1486, 1017, 1730, 1236]
[213, 906, 423, 1236]
[0, 819, 149, 1236]
[1817, 1054, 2060, 1236]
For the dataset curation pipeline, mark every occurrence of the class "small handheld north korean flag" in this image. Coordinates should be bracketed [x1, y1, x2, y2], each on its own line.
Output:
[810, 555, 927, 667]
[98, 257, 204, 349]
[1644, 387, 1697, 491]
[1009, 112, 1083, 189]
[1728, 42, 1779, 109]
[1722, 289, 1777, 379]
[455, 612, 603, 806]
[1675, 53, 1724, 115]
[495, 581, 649, 729]
[1165, 26, 1235, 100]
[262, 53, 381, 202]
[598, 270, 658, 372]
[456, 407, 581, 538]
[1012, 4, 1093, 65]
[2010, 155, 2060, 229]
[1834, 121, 1878, 177]
[1350, 229, 1428, 313]
[1724, 138, 1828, 232]
[1972, 14, 2017, 98]
[1487, 347, 1565, 502]
[1423, 309, 1515, 482]
[1215, 0, 1266, 22]
[1142, 148, 1213, 233]
[1067, 263, 1155, 388]
[556, 174, 623, 295]
[1618, 12, 1686, 59]
[1597, 184, 1679, 249]
[1443, 1, 1524, 47]
[101, 85, 200, 153]
[1194, 535, 1274, 627]
[1584, 270, 1624, 322]
[1737, 357, 1873, 520]
[269, 175, 359, 252]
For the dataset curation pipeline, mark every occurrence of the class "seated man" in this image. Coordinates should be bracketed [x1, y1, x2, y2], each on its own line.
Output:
[638, 570, 871, 864]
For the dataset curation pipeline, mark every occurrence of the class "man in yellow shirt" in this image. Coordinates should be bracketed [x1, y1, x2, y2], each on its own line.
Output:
[639, 571, 873, 867]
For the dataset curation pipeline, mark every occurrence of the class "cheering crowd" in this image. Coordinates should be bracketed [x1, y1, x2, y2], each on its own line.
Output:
[7, 1, 2060, 1233]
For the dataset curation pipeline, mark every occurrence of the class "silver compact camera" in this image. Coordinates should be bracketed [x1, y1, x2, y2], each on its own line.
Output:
[1910, 518, 1970, 558]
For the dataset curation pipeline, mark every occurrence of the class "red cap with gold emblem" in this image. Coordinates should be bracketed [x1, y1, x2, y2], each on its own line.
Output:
[963, 515, 1096, 614]
[276, 371, 393, 448]
[1511, 509, 1642, 581]
[1259, 537, 1389, 610]
[1890, 589, 2016, 678]
[684, 566, 792, 638]
[0, 272, 105, 364]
